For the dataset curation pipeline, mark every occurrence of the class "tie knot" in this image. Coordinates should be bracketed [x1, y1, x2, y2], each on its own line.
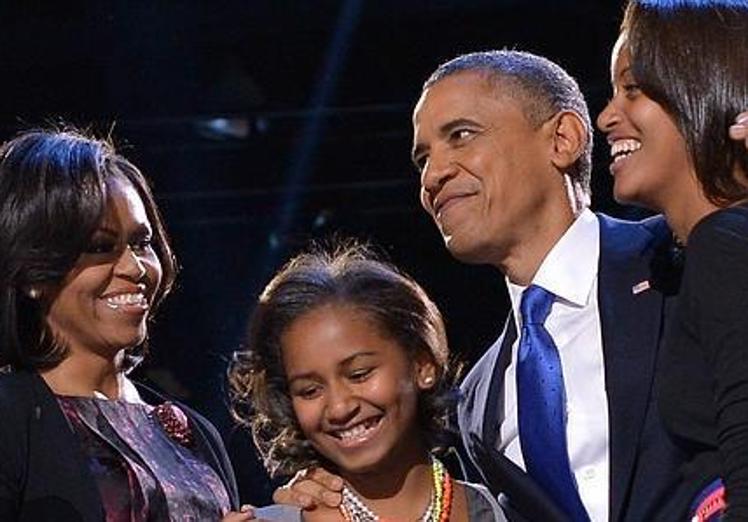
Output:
[520, 284, 555, 325]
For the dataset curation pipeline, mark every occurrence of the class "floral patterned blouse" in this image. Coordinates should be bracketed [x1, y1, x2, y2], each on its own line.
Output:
[57, 392, 230, 521]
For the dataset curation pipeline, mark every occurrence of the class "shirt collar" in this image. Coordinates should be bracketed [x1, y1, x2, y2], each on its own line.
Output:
[507, 208, 599, 322]
[92, 373, 145, 404]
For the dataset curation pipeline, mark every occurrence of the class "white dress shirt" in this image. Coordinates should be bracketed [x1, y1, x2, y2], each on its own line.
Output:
[498, 208, 610, 522]
[92, 374, 146, 404]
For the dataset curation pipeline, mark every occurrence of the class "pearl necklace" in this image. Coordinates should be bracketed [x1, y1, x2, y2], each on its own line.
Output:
[339, 457, 453, 522]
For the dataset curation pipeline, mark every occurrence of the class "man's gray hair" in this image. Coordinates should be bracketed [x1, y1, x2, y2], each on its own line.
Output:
[425, 50, 593, 206]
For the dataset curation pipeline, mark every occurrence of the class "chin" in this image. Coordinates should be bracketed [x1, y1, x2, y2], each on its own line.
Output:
[336, 458, 383, 477]
[315, 437, 398, 478]
[613, 172, 648, 206]
[444, 236, 491, 265]
[613, 184, 655, 211]
[335, 451, 402, 478]
[105, 332, 147, 354]
[613, 191, 637, 206]
[315, 449, 380, 477]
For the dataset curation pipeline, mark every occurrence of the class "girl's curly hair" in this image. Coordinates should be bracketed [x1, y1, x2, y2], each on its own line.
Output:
[229, 241, 453, 477]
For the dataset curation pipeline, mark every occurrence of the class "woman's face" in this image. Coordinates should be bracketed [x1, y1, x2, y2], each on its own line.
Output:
[44, 175, 163, 358]
[596, 34, 694, 211]
[281, 304, 435, 477]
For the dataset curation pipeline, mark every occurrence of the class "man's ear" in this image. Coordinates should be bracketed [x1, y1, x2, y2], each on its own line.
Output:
[549, 110, 588, 172]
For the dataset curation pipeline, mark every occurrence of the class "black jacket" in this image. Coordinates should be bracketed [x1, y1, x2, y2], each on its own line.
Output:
[0, 371, 240, 521]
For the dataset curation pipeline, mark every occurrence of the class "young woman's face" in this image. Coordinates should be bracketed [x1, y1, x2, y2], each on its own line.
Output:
[596, 34, 694, 211]
[44, 175, 162, 358]
[281, 304, 434, 477]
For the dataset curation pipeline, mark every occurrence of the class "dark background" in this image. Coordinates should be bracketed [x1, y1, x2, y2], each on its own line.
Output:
[0, 0, 648, 504]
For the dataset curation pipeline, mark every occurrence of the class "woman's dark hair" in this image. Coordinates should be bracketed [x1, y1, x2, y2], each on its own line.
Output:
[0, 128, 177, 371]
[229, 242, 451, 477]
[622, 0, 748, 205]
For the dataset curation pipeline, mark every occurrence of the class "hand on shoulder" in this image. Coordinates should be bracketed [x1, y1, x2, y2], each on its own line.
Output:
[729, 111, 748, 149]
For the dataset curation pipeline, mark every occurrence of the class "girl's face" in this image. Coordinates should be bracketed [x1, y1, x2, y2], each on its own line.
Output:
[596, 34, 694, 212]
[44, 176, 162, 359]
[281, 304, 435, 478]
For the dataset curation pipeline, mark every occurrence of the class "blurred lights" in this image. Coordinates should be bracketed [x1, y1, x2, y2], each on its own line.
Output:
[194, 117, 251, 140]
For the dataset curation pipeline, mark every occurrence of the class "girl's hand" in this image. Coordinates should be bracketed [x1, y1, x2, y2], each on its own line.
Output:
[729, 111, 748, 149]
[272, 468, 344, 510]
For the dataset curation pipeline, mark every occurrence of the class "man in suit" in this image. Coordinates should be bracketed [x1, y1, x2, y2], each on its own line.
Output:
[413, 50, 687, 521]
[273, 50, 688, 521]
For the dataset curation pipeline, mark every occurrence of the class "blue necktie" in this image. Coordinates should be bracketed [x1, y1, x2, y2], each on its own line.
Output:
[516, 285, 589, 521]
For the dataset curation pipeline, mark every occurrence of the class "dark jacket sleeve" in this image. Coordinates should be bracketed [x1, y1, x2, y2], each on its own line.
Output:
[0, 376, 24, 521]
[686, 211, 748, 517]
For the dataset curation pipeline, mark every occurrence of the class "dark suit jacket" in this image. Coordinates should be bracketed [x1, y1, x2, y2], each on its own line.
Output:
[457, 214, 691, 521]
[0, 371, 240, 521]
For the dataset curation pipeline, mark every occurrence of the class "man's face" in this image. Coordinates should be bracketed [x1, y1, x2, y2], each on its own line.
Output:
[412, 71, 560, 266]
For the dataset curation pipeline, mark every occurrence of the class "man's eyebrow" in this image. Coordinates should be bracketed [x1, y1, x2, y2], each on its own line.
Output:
[440, 117, 480, 135]
[412, 117, 481, 164]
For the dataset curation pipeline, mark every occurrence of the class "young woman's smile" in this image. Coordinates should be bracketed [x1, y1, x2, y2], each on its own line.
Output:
[597, 35, 694, 212]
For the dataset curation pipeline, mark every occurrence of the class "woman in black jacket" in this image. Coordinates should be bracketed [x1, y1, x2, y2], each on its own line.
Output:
[0, 128, 250, 521]
[597, 1, 748, 519]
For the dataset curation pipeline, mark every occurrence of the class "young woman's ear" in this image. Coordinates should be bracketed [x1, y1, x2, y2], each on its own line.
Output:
[414, 355, 438, 391]
[24, 286, 42, 299]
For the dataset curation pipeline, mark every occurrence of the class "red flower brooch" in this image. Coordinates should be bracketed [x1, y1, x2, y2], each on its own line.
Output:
[152, 402, 194, 447]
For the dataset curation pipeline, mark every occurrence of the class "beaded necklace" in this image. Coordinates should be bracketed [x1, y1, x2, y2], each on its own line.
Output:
[339, 456, 453, 522]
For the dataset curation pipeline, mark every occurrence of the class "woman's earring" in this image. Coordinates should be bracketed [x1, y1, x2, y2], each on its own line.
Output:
[27, 288, 40, 299]
[423, 375, 435, 387]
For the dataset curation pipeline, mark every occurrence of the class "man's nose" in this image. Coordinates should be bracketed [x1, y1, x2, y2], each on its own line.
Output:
[421, 150, 457, 205]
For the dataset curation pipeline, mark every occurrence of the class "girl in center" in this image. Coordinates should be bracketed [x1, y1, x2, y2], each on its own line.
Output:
[230, 243, 504, 521]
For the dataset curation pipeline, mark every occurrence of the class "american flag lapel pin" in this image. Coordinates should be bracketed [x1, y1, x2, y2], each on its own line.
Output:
[632, 280, 651, 295]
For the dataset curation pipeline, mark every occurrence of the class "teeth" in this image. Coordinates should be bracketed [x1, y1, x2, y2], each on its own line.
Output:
[335, 418, 380, 441]
[611, 139, 642, 162]
[104, 292, 148, 309]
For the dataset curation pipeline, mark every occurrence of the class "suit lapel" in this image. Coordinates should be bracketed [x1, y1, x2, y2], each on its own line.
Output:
[597, 215, 665, 522]
[481, 317, 516, 448]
